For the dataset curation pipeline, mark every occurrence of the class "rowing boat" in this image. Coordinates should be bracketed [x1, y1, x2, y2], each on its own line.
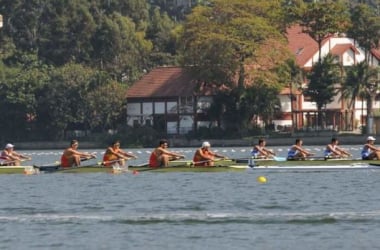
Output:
[0, 162, 248, 175]
[1, 158, 380, 174]
[249, 158, 380, 166]
[249, 163, 380, 171]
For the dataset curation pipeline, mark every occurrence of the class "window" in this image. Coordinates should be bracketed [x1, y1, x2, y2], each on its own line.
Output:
[133, 120, 139, 128]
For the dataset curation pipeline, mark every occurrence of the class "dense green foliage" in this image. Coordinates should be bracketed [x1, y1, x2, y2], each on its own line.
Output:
[0, 0, 182, 143]
[304, 54, 341, 128]
[0, 0, 379, 145]
[180, 0, 291, 132]
[297, 0, 350, 61]
[304, 54, 340, 112]
[348, 3, 380, 62]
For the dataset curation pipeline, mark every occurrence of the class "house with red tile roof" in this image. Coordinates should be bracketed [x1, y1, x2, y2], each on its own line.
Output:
[285, 24, 380, 132]
[126, 67, 217, 135]
[126, 25, 380, 135]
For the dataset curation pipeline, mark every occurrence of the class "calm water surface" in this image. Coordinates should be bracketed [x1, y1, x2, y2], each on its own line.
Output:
[1, 146, 380, 249]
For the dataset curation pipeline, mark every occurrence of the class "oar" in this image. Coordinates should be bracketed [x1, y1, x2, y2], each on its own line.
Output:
[286, 156, 327, 161]
[81, 154, 97, 161]
[273, 156, 287, 161]
[98, 157, 136, 166]
[325, 155, 353, 160]
[33, 159, 62, 171]
[129, 162, 149, 168]
[33, 163, 60, 172]
[136, 161, 249, 173]
[41, 158, 99, 173]
[229, 157, 252, 162]
[35, 156, 97, 172]
[135, 163, 191, 172]
[0, 158, 31, 166]
[192, 158, 229, 166]
[41, 160, 62, 166]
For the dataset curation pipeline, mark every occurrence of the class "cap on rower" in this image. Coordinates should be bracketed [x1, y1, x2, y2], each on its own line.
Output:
[202, 141, 211, 148]
[5, 143, 14, 149]
[367, 136, 376, 141]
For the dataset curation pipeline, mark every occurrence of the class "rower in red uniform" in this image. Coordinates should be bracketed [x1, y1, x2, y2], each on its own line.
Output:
[149, 139, 185, 168]
[102, 140, 137, 167]
[193, 141, 226, 166]
[61, 140, 96, 168]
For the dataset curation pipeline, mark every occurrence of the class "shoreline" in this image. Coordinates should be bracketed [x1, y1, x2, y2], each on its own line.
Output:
[13, 134, 369, 150]
[171, 135, 366, 147]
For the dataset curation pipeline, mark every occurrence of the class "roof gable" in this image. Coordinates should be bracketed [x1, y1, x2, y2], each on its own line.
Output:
[127, 67, 197, 98]
[286, 25, 318, 67]
[330, 44, 359, 56]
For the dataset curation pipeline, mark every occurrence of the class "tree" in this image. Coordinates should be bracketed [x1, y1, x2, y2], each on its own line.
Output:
[0, 0, 46, 52]
[35, 64, 97, 139]
[0, 53, 50, 141]
[298, 0, 350, 62]
[85, 81, 127, 132]
[98, 0, 150, 31]
[346, 3, 380, 133]
[38, 0, 96, 66]
[146, 7, 179, 67]
[240, 81, 281, 128]
[180, 0, 292, 130]
[348, 3, 380, 62]
[304, 54, 341, 129]
[280, 58, 304, 131]
[341, 62, 379, 133]
[90, 13, 152, 83]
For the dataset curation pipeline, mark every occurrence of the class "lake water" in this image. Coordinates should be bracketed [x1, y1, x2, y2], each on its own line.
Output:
[1, 146, 380, 249]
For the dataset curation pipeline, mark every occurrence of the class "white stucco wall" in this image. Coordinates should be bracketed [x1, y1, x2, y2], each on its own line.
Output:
[304, 37, 366, 68]
[279, 95, 291, 112]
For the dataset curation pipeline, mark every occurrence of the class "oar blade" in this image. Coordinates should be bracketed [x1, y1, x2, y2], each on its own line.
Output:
[273, 156, 287, 162]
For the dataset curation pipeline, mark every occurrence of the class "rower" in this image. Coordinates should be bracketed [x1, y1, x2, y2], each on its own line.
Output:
[102, 140, 137, 167]
[0, 143, 31, 166]
[361, 136, 380, 160]
[193, 141, 226, 166]
[287, 138, 314, 160]
[61, 140, 96, 168]
[324, 138, 351, 159]
[149, 139, 185, 168]
[251, 138, 276, 159]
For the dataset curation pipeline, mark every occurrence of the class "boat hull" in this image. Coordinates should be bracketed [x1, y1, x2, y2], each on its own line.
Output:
[249, 164, 380, 171]
[0, 163, 249, 174]
[1, 159, 380, 174]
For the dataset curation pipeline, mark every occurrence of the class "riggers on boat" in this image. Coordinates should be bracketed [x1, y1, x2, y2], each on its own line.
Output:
[1, 158, 380, 174]
[171, 157, 380, 171]
[236, 158, 380, 171]
[0, 160, 249, 174]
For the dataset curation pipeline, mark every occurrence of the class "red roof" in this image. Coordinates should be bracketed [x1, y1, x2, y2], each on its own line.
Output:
[286, 25, 318, 67]
[127, 67, 198, 98]
[330, 44, 359, 56]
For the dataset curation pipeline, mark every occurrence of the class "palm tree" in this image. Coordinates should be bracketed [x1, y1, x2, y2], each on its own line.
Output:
[341, 62, 379, 134]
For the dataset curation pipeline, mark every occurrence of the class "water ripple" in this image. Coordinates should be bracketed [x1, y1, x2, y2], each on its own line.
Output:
[0, 211, 379, 225]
